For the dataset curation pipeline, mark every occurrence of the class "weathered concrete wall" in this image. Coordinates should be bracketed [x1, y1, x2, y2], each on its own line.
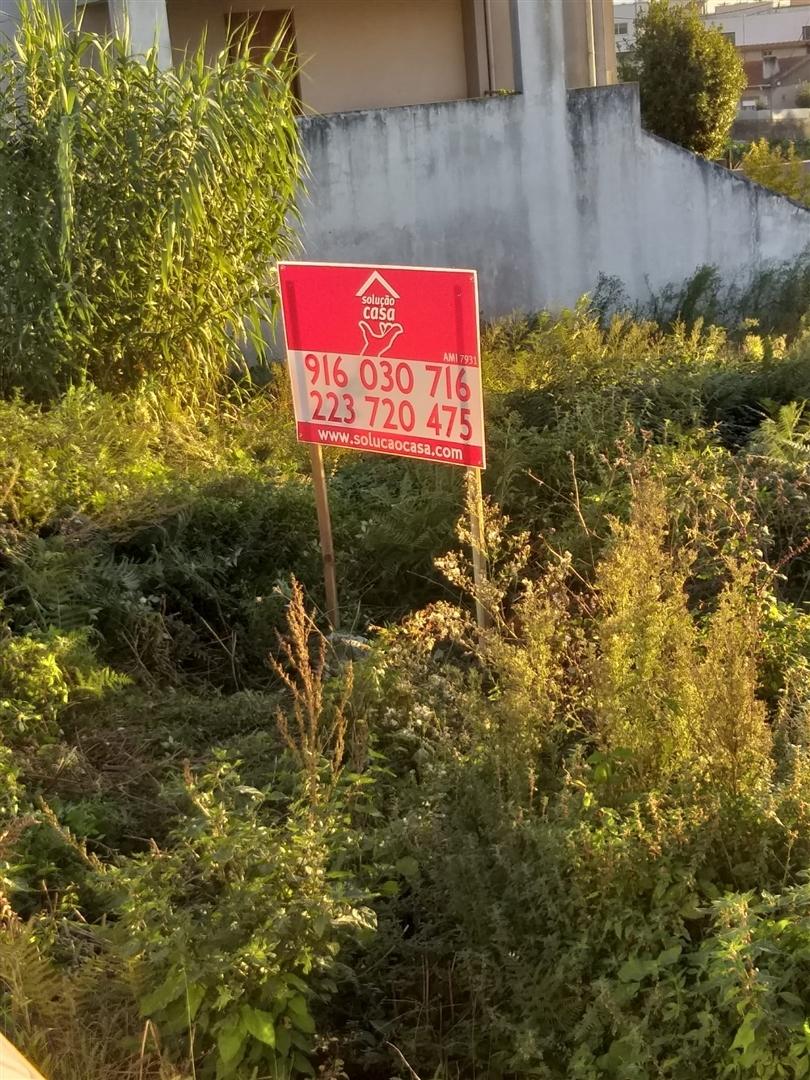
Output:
[299, 95, 539, 314]
[567, 85, 810, 303]
[297, 2, 810, 316]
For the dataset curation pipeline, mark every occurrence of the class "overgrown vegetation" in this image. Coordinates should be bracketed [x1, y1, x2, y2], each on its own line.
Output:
[4, 289, 810, 1078]
[622, 0, 746, 157]
[740, 139, 810, 206]
[6, 5, 810, 1080]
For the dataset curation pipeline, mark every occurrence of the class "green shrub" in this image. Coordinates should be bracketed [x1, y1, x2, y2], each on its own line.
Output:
[741, 139, 810, 206]
[333, 469, 810, 1074]
[0, 625, 125, 744]
[0, 0, 302, 401]
[113, 760, 375, 1080]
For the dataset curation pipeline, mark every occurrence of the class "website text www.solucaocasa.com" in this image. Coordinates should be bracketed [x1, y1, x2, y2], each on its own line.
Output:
[316, 427, 463, 462]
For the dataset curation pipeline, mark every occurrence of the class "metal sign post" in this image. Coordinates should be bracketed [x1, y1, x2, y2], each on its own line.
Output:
[278, 261, 489, 631]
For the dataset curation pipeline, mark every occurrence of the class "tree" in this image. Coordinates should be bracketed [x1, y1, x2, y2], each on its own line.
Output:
[627, 0, 746, 157]
[795, 82, 810, 108]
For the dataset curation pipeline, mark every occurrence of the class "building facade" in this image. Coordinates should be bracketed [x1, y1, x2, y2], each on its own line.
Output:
[614, 0, 712, 55]
[40, 0, 615, 112]
[702, 0, 810, 48]
[704, 0, 810, 108]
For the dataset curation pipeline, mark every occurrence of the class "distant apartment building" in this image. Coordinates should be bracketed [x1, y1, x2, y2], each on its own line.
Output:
[702, 0, 810, 108]
[702, 0, 810, 48]
[613, 0, 711, 55]
[738, 47, 810, 110]
[615, 0, 810, 108]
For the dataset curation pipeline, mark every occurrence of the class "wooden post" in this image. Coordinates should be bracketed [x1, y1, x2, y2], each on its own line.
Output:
[466, 467, 492, 630]
[309, 444, 340, 631]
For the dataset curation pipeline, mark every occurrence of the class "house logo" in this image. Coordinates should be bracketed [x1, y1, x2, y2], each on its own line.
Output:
[356, 270, 403, 357]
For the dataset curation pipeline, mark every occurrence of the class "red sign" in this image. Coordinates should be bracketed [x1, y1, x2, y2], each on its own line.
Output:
[277, 262, 486, 468]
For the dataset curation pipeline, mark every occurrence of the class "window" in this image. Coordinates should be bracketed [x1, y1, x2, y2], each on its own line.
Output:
[614, 22, 629, 35]
[803, 24, 810, 40]
[722, 31, 736, 44]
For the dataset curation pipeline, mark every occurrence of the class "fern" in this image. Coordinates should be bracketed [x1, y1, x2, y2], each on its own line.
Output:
[0, 919, 178, 1079]
[749, 400, 810, 465]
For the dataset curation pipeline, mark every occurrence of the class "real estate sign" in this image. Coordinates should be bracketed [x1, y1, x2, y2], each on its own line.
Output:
[278, 262, 486, 469]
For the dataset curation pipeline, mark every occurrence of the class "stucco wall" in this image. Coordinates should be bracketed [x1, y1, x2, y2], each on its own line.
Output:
[296, 71, 810, 316]
[0, 0, 20, 42]
[166, 0, 469, 113]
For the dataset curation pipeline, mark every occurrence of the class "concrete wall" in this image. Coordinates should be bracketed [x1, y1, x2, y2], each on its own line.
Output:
[296, 1, 810, 317]
[0, 4, 15, 42]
